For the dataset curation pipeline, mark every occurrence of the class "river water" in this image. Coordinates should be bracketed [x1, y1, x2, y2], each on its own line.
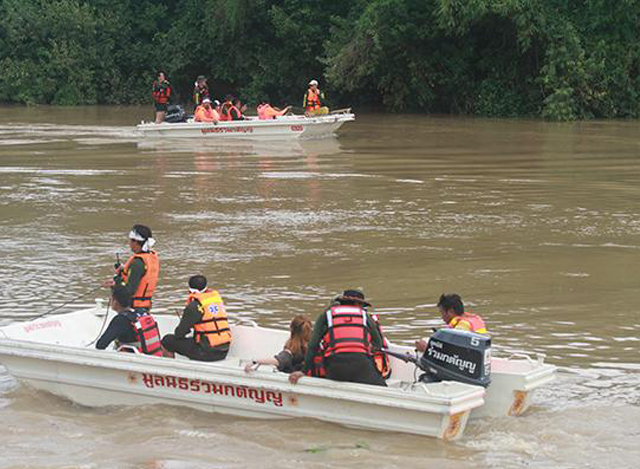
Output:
[0, 106, 639, 468]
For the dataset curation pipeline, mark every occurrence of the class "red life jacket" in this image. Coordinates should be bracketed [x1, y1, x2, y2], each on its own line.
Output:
[220, 102, 242, 121]
[322, 305, 372, 357]
[131, 314, 163, 356]
[448, 312, 488, 334]
[152, 81, 171, 104]
[371, 314, 392, 379]
[306, 340, 327, 377]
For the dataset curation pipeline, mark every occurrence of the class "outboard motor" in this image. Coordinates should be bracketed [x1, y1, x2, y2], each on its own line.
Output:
[419, 329, 491, 387]
[164, 105, 187, 123]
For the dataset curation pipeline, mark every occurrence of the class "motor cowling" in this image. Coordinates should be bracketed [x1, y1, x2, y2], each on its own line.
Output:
[165, 105, 187, 123]
[419, 328, 491, 387]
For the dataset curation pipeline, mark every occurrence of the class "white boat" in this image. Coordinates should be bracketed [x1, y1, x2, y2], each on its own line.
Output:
[0, 301, 555, 440]
[136, 112, 355, 139]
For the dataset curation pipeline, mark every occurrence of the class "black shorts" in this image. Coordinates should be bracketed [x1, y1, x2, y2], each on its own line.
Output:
[154, 102, 168, 112]
[324, 353, 387, 386]
[161, 334, 228, 362]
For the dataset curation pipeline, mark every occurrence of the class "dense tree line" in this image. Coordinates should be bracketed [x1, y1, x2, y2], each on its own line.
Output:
[1, 0, 640, 120]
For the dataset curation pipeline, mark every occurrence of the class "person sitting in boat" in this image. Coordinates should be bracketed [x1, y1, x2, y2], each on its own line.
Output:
[193, 75, 210, 108]
[194, 98, 220, 123]
[219, 95, 243, 121]
[244, 315, 312, 374]
[257, 101, 291, 120]
[103, 225, 159, 316]
[289, 290, 386, 387]
[414, 293, 488, 353]
[303, 79, 329, 117]
[232, 98, 247, 120]
[96, 285, 163, 356]
[152, 71, 171, 124]
[161, 275, 231, 362]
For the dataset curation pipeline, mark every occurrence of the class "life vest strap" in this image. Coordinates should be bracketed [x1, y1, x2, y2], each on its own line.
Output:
[195, 327, 230, 335]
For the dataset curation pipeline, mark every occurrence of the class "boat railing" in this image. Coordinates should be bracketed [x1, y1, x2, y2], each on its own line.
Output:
[329, 108, 352, 115]
[233, 317, 259, 328]
[504, 352, 547, 365]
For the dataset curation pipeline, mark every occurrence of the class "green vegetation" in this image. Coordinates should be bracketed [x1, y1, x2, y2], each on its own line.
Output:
[1, 0, 640, 119]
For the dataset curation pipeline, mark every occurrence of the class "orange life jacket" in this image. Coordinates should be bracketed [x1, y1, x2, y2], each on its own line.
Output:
[448, 312, 488, 334]
[131, 314, 163, 356]
[194, 105, 218, 122]
[304, 88, 321, 111]
[121, 252, 159, 309]
[371, 314, 392, 379]
[188, 290, 232, 348]
[322, 305, 372, 357]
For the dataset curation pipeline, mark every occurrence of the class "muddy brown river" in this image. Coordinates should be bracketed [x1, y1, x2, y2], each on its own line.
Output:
[0, 106, 639, 468]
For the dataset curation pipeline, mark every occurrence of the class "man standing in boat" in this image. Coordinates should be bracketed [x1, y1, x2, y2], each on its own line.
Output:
[161, 275, 231, 362]
[193, 75, 210, 108]
[96, 284, 162, 356]
[104, 225, 159, 315]
[289, 290, 386, 386]
[415, 293, 488, 353]
[303, 79, 329, 116]
[152, 71, 171, 123]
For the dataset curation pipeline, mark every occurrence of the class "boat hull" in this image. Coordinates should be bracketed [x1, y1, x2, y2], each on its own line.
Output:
[0, 307, 484, 440]
[136, 114, 355, 140]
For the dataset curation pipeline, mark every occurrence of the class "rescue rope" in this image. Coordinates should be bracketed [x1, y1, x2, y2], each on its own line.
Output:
[32, 285, 105, 321]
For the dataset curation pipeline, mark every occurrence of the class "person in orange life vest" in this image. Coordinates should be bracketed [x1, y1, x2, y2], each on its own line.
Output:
[194, 98, 220, 123]
[232, 98, 247, 120]
[289, 290, 387, 387]
[219, 95, 243, 121]
[245, 315, 312, 374]
[303, 79, 329, 117]
[152, 71, 171, 124]
[257, 100, 291, 120]
[103, 224, 159, 316]
[213, 99, 222, 116]
[415, 293, 488, 353]
[161, 275, 231, 362]
[96, 285, 162, 356]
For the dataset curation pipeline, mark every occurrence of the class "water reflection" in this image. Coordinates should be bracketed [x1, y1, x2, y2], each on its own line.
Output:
[136, 136, 343, 158]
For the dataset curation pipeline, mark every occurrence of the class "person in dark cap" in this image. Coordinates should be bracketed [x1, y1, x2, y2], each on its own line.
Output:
[193, 75, 210, 108]
[289, 289, 386, 386]
[104, 224, 159, 315]
[161, 275, 231, 362]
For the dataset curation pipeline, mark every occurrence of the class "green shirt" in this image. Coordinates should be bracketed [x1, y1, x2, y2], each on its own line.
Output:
[115, 257, 145, 299]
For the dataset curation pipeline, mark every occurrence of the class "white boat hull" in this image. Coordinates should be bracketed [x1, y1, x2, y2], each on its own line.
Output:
[0, 304, 484, 440]
[136, 114, 355, 140]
